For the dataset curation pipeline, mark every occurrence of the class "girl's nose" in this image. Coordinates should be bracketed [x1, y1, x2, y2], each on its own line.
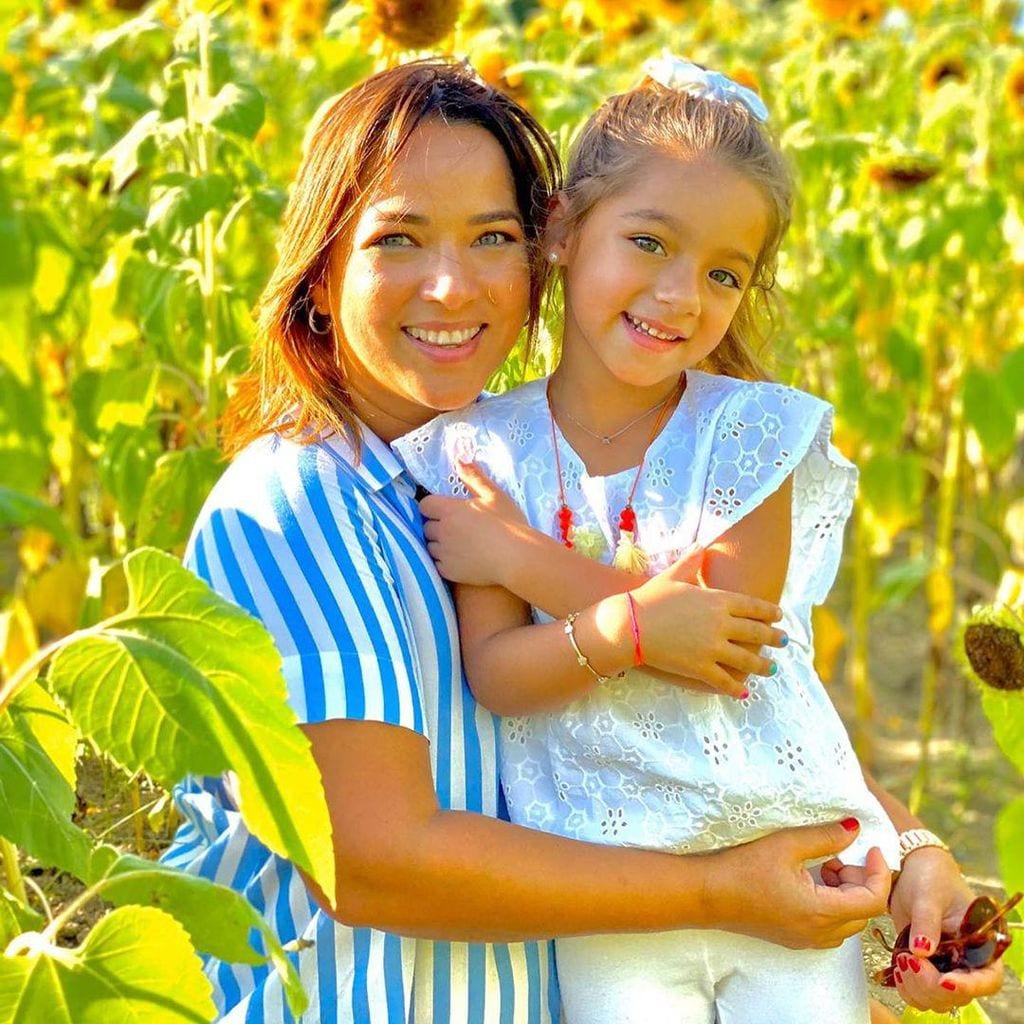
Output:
[655, 262, 701, 318]
[420, 249, 476, 308]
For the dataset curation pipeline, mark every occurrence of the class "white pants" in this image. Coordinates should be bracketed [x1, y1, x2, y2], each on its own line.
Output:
[555, 930, 869, 1024]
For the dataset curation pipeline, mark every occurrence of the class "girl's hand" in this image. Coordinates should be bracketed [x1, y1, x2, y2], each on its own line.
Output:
[420, 462, 527, 587]
[885, 847, 1004, 1011]
[632, 550, 787, 699]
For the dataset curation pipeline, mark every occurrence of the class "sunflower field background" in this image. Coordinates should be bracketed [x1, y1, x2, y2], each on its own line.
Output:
[1, 0, 1023, 1020]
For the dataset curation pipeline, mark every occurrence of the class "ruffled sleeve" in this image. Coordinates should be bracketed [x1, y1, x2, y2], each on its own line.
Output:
[695, 381, 857, 606]
[392, 404, 527, 508]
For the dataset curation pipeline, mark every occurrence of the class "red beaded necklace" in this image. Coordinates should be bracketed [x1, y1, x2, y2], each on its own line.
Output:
[548, 376, 685, 570]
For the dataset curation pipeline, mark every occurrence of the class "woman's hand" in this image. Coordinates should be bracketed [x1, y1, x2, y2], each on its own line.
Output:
[419, 461, 528, 587]
[886, 848, 1005, 1010]
[631, 549, 786, 700]
[708, 819, 892, 949]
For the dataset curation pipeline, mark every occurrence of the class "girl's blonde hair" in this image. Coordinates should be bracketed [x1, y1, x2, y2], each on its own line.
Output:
[561, 78, 793, 380]
[224, 59, 559, 456]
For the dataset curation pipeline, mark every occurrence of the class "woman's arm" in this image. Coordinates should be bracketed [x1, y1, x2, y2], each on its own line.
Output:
[301, 716, 891, 945]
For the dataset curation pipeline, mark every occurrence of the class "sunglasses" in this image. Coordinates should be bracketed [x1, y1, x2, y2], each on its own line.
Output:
[873, 892, 1022, 987]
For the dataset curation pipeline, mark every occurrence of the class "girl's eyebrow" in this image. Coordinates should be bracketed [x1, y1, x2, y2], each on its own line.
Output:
[622, 209, 756, 270]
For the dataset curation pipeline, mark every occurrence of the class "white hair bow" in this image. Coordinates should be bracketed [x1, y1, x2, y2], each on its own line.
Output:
[642, 54, 769, 123]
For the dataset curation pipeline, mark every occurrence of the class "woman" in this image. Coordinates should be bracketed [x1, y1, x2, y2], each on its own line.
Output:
[163, 59, 1002, 1022]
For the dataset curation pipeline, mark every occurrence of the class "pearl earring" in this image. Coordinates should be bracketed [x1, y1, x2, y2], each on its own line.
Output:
[547, 251, 559, 264]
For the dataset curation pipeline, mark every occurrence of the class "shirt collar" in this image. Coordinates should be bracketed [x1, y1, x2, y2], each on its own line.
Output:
[318, 423, 407, 493]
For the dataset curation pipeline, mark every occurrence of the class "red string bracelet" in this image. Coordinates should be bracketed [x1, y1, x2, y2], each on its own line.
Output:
[626, 592, 643, 666]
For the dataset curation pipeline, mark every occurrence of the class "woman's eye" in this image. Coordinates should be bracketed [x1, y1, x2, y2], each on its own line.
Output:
[475, 230, 516, 246]
[631, 235, 665, 256]
[374, 233, 415, 248]
[709, 268, 742, 288]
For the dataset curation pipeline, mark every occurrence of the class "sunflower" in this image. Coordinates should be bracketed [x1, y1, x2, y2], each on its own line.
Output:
[957, 570, 1024, 692]
[247, 0, 284, 49]
[1007, 56, 1024, 123]
[369, 0, 461, 50]
[922, 53, 967, 91]
[729, 66, 762, 95]
[285, 0, 328, 52]
[809, 0, 886, 31]
[867, 154, 940, 191]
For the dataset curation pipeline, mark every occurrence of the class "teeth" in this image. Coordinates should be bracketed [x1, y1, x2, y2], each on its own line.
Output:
[627, 313, 679, 342]
[406, 326, 481, 346]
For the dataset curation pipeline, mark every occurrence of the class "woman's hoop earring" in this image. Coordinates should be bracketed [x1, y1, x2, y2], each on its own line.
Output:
[308, 304, 332, 336]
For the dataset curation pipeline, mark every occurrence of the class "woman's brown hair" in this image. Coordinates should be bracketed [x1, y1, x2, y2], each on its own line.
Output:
[560, 78, 793, 380]
[225, 59, 560, 455]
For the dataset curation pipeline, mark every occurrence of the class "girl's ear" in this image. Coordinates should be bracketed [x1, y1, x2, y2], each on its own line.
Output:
[544, 192, 573, 263]
[309, 270, 331, 315]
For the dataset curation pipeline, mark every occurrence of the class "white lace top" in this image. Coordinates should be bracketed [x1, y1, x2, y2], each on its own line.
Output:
[393, 372, 900, 867]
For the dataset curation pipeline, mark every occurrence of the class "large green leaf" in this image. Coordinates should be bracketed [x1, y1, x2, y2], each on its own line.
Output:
[204, 82, 265, 139]
[0, 892, 42, 951]
[0, 709, 91, 880]
[46, 548, 336, 905]
[0, 489, 72, 548]
[136, 448, 223, 551]
[98, 854, 307, 1015]
[980, 688, 1024, 777]
[6, 683, 76, 789]
[0, 906, 214, 1024]
[963, 366, 1017, 467]
[995, 796, 1024, 898]
[146, 174, 234, 246]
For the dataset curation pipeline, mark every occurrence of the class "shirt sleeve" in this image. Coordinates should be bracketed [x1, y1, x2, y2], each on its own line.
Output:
[695, 382, 857, 605]
[392, 407, 526, 507]
[183, 443, 427, 734]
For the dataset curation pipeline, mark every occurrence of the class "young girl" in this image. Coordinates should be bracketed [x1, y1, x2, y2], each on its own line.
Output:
[394, 58, 903, 1022]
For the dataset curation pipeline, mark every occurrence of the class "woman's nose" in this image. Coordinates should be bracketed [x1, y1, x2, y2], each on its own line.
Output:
[420, 249, 476, 308]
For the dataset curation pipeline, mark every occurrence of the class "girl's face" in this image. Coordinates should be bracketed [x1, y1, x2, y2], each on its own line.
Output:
[316, 120, 530, 437]
[553, 154, 769, 399]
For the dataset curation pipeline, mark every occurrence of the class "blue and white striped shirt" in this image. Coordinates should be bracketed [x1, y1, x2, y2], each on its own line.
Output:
[162, 427, 558, 1023]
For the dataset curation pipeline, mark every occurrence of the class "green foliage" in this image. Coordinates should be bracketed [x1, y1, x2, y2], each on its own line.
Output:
[0, 907, 215, 1024]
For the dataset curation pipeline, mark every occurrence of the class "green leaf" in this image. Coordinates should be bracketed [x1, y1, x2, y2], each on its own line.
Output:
[963, 366, 1017, 466]
[204, 82, 265, 140]
[97, 424, 164, 528]
[980, 688, 1024, 777]
[0, 708, 92, 880]
[0, 489, 72, 548]
[46, 548, 336, 906]
[1002, 347, 1024, 412]
[0, 906, 215, 1024]
[6, 684, 76, 790]
[901, 1002, 991, 1023]
[93, 365, 158, 434]
[146, 174, 234, 245]
[0, 364, 50, 495]
[99, 110, 162, 193]
[30, 247, 74, 316]
[0, 892, 42, 950]
[136, 448, 222, 552]
[859, 453, 925, 553]
[96, 854, 308, 1016]
[995, 796, 1024, 897]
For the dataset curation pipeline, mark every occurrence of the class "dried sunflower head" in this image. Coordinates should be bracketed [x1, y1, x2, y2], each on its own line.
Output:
[1007, 56, 1024, 123]
[958, 571, 1024, 692]
[370, 0, 461, 51]
[922, 53, 968, 91]
[866, 153, 941, 191]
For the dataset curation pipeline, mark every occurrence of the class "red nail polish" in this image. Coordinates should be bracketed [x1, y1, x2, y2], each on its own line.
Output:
[940, 979, 956, 991]
[912, 935, 931, 952]
[840, 817, 859, 832]
[739, 689, 750, 700]
[894, 969, 903, 984]
[907, 957, 921, 974]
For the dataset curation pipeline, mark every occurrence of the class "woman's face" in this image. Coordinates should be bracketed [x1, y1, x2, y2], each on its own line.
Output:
[316, 120, 531, 438]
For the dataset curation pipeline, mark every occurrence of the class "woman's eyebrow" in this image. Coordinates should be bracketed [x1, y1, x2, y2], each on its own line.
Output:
[369, 208, 522, 226]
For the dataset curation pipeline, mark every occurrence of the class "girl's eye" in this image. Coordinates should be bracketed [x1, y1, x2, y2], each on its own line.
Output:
[631, 235, 666, 256]
[709, 268, 742, 289]
[475, 230, 517, 246]
[374, 233, 415, 248]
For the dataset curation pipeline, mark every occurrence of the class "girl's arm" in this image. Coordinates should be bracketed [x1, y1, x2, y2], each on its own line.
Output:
[301, 715, 891, 946]
[451, 472, 793, 715]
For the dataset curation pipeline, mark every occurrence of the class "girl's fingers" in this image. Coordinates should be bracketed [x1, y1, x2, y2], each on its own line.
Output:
[730, 620, 787, 648]
[729, 594, 783, 623]
[423, 520, 439, 541]
[721, 642, 774, 678]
